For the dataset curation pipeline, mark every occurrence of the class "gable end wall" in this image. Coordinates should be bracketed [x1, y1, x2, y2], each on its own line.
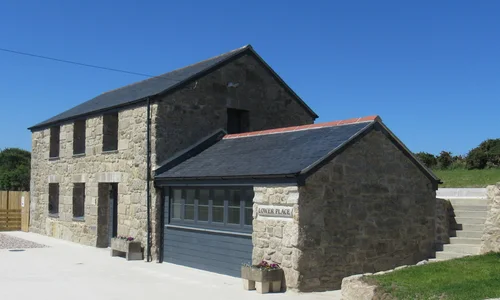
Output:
[297, 128, 436, 291]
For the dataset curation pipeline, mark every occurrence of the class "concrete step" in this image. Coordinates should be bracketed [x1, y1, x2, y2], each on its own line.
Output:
[453, 210, 488, 218]
[448, 198, 489, 206]
[454, 230, 484, 239]
[453, 223, 485, 231]
[442, 244, 480, 254]
[450, 205, 488, 212]
[449, 237, 481, 245]
[455, 217, 486, 225]
[435, 251, 472, 260]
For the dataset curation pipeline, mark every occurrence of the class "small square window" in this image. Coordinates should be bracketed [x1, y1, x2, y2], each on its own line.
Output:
[227, 108, 250, 134]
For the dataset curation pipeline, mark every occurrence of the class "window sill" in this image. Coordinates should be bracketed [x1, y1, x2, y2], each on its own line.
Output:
[72, 217, 85, 222]
[102, 149, 118, 154]
[72, 153, 86, 158]
[49, 157, 60, 161]
[48, 213, 59, 218]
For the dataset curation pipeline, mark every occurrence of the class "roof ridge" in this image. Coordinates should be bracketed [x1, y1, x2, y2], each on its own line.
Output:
[100, 45, 252, 96]
[223, 115, 380, 139]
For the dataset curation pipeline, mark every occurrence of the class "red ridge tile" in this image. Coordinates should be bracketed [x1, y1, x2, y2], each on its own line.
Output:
[223, 115, 379, 139]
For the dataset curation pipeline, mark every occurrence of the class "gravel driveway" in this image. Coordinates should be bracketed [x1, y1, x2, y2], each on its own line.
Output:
[0, 232, 48, 249]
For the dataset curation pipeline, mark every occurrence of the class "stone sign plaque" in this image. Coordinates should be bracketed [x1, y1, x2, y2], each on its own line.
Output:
[257, 205, 293, 218]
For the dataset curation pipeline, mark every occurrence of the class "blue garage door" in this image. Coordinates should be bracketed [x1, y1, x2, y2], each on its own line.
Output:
[163, 187, 253, 277]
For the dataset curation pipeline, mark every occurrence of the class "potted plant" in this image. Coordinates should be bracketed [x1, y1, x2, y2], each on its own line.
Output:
[241, 260, 284, 294]
[110, 236, 143, 261]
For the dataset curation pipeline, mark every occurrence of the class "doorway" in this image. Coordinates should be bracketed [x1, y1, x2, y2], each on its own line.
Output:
[97, 183, 118, 248]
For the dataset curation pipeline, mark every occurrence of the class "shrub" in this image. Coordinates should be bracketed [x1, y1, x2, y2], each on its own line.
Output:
[466, 139, 500, 169]
[437, 151, 453, 169]
[415, 152, 437, 168]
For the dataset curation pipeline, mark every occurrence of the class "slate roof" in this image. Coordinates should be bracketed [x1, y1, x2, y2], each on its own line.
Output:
[155, 115, 441, 185]
[155, 116, 372, 182]
[29, 45, 317, 130]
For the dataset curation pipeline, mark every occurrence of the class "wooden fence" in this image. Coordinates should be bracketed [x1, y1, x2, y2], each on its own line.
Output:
[0, 191, 30, 232]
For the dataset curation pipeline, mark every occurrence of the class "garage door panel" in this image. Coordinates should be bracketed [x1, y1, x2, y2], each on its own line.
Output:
[165, 227, 252, 245]
[163, 227, 252, 277]
[165, 230, 252, 252]
[164, 237, 252, 255]
[164, 253, 243, 277]
[164, 243, 251, 262]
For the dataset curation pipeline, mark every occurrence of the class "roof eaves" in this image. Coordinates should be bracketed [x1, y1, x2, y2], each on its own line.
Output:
[28, 45, 253, 131]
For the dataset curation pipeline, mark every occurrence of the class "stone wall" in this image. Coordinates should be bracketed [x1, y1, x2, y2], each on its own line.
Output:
[153, 53, 315, 168]
[297, 129, 436, 291]
[251, 185, 301, 290]
[480, 183, 500, 253]
[31, 52, 315, 259]
[150, 52, 315, 257]
[30, 105, 153, 249]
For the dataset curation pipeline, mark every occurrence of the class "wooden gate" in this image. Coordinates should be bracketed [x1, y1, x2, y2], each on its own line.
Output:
[0, 191, 30, 232]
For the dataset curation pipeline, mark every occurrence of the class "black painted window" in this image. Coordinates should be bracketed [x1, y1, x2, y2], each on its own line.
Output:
[48, 183, 59, 216]
[103, 113, 118, 151]
[49, 126, 60, 158]
[73, 183, 85, 219]
[73, 120, 86, 155]
[227, 108, 249, 134]
[169, 187, 254, 231]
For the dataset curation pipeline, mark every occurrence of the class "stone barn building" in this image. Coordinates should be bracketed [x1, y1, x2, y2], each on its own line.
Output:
[28, 44, 440, 291]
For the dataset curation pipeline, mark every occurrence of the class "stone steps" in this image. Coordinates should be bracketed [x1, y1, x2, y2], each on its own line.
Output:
[454, 230, 484, 239]
[449, 237, 481, 245]
[434, 251, 473, 260]
[453, 210, 488, 218]
[451, 205, 488, 212]
[447, 198, 489, 206]
[433, 197, 488, 261]
[455, 217, 487, 225]
[442, 244, 480, 254]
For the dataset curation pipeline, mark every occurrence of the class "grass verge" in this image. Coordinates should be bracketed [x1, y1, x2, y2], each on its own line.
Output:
[367, 253, 500, 300]
[433, 168, 500, 188]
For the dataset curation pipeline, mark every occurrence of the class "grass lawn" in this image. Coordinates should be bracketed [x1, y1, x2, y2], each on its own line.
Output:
[433, 168, 500, 188]
[368, 253, 500, 300]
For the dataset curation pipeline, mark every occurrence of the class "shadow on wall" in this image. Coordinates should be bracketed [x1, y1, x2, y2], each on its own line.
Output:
[435, 198, 457, 251]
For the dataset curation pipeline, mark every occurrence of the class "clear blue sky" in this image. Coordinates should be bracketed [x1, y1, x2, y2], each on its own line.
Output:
[0, 1, 498, 155]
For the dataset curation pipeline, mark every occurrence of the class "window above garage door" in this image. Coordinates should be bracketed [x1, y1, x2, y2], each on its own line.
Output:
[167, 186, 254, 232]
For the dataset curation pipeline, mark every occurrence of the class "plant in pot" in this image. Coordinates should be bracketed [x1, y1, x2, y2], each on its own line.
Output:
[241, 260, 284, 294]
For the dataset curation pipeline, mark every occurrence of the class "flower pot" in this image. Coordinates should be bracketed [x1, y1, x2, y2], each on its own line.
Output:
[241, 265, 284, 294]
[110, 238, 142, 261]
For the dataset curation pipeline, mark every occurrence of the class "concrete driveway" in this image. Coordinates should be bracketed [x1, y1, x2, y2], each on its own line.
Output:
[0, 232, 340, 300]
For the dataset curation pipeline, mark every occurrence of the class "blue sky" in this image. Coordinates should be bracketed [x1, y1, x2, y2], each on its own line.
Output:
[0, 0, 498, 155]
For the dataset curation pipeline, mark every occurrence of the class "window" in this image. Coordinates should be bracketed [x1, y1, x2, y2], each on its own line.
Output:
[73, 120, 86, 155]
[169, 187, 253, 231]
[73, 183, 85, 219]
[227, 108, 249, 134]
[48, 183, 59, 216]
[103, 113, 118, 151]
[49, 126, 60, 158]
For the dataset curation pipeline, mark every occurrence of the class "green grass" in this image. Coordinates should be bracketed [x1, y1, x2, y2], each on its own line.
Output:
[368, 253, 500, 300]
[433, 168, 500, 188]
